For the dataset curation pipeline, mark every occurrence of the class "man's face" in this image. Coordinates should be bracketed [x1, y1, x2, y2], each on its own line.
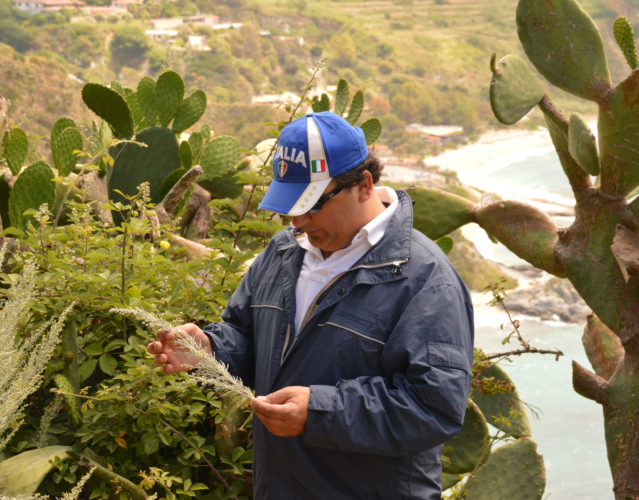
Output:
[291, 180, 363, 257]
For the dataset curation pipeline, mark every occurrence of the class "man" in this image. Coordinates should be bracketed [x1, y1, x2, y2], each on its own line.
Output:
[148, 112, 474, 499]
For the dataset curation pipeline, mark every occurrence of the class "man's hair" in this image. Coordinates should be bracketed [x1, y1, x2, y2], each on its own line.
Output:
[332, 154, 384, 188]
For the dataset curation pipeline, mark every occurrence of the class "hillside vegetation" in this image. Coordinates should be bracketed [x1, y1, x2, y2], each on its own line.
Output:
[0, 0, 636, 157]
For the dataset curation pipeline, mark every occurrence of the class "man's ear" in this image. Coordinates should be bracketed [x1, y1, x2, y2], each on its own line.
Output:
[357, 170, 375, 202]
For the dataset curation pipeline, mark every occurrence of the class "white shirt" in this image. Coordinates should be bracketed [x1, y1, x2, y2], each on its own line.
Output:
[293, 186, 398, 334]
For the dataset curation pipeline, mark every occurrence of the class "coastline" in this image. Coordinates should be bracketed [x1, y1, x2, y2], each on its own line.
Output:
[423, 126, 554, 173]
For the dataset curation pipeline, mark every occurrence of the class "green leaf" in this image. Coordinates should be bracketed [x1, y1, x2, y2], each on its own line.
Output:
[84, 342, 104, 356]
[99, 354, 117, 375]
[78, 358, 98, 381]
[142, 434, 159, 455]
[0, 446, 72, 494]
[436, 236, 454, 254]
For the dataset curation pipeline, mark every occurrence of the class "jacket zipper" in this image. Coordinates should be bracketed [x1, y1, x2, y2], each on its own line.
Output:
[279, 258, 407, 365]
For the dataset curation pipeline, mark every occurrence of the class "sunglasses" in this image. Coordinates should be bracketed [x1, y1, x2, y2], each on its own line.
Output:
[307, 184, 348, 214]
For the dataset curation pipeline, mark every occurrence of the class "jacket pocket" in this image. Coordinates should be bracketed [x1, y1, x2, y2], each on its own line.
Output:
[427, 340, 471, 372]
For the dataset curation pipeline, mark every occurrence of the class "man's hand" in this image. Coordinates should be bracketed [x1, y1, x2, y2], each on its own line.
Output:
[147, 323, 212, 374]
[250, 386, 311, 437]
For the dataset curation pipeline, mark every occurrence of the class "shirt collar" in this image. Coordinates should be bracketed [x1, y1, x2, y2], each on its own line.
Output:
[295, 186, 398, 257]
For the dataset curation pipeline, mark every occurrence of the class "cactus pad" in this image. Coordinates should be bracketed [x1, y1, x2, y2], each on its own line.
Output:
[199, 135, 241, 180]
[490, 54, 545, 125]
[125, 92, 144, 130]
[188, 130, 205, 164]
[136, 76, 157, 126]
[54, 374, 80, 426]
[172, 90, 207, 134]
[361, 118, 382, 145]
[516, 0, 611, 102]
[568, 113, 600, 176]
[598, 73, 639, 196]
[464, 438, 545, 499]
[312, 93, 330, 112]
[346, 90, 364, 125]
[442, 399, 490, 474]
[82, 83, 134, 139]
[108, 126, 180, 212]
[613, 17, 638, 70]
[334, 79, 349, 116]
[471, 362, 532, 438]
[2, 127, 28, 176]
[51, 125, 82, 176]
[0, 175, 10, 228]
[473, 200, 565, 276]
[155, 71, 185, 127]
[179, 140, 193, 170]
[8, 161, 55, 231]
[410, 187, 475, 240]
[199, 137, 244, 199]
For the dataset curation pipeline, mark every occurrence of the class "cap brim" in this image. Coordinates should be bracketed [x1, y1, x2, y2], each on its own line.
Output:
[258, 178, 331, 216]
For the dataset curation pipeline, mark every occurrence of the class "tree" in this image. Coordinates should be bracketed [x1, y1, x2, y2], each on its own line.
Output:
[109, 24, 149, 73]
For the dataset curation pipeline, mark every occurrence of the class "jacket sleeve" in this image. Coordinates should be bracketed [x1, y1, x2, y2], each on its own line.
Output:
[202, 257, 260, 389]
[303, 281, 474, 456]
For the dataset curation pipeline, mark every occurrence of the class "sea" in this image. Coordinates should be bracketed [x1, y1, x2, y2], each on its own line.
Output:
[451, 146, 614, 499]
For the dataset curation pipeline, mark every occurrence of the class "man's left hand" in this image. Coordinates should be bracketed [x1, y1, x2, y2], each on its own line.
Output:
[250, 386, 310, 437]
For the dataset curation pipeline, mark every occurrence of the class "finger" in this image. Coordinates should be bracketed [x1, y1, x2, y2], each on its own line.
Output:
[147, 341, 163, 354]
[154, 353, 167, 366]
[251, 399, 290, 421]
[158, 329, 174, 343]
[263, 388, 295, 404]
[162, 362, 176, 375]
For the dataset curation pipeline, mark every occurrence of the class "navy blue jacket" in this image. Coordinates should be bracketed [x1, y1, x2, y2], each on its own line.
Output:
[204, 190, 474, 499]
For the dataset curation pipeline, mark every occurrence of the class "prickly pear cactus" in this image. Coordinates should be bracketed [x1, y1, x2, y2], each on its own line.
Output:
[82, 83, 134, 139]
[2, 127, 28, 176]
[198, 135, 244, 198]
[51, 117, 82, 176]
[479, 0, 639, 496]
[311, 79, 382, 145]
[464, 438, 545, 499]
[8, 161, 55, 231]
[108, 126, 180, 223]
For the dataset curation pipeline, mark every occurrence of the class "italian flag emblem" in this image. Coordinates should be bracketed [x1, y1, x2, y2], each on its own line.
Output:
[311, 159, 326, 173]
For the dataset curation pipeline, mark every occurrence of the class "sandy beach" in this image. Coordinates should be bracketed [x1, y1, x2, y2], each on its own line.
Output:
[423, 126, 554, 173]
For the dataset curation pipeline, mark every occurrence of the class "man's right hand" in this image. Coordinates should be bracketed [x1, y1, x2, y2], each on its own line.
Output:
[147, 323, 212, 374]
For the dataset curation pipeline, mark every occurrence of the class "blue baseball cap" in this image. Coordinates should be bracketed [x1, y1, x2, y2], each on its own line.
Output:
[258, 112, 369, 215]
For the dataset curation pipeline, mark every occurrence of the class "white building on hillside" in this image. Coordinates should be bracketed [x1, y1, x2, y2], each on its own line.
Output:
[13, 0, 84, 13]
